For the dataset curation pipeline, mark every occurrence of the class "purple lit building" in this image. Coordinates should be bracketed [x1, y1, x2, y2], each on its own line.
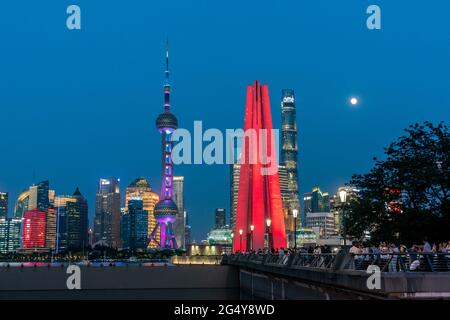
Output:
[148, 43, 179, 249]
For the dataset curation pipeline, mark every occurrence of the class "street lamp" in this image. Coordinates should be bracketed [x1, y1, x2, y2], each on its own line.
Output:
[266, 219, 272, 250]
[239, 229, 243, 252]
[250, 224, 255, 251]
[339, 189, 348, 248]
[292, 209, 299, 250]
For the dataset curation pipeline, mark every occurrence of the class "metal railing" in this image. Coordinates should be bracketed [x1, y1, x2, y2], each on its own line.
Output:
[222, 252, 450, 273]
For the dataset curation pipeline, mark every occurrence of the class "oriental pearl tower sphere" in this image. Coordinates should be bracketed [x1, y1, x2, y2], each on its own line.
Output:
[149, 43, 179, 249]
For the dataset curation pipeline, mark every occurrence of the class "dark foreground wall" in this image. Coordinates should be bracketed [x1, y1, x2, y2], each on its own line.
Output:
[0, 265, 240, 300]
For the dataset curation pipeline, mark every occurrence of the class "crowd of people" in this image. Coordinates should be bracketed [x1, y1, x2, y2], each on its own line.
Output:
[233, 238, 450, 272]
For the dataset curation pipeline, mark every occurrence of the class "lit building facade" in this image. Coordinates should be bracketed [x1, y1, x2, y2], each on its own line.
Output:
[233, 81, 286, 252]
[45, 207, 57, 250]
[28, 180, 50, 211]
[150, 44, 179, 249]
[280, 89, 301, 237]
[0, 218, 21, 253]
[14, 190, 29, 218]
[125, 177, 159, 249]
[304, 186, 331, 216]
[305, 212, 335, 239]
[94, 178, 121, 248]
[0, 192, 8, 218]
[172, 176, 185, 249]
[22, 209, 46, 249]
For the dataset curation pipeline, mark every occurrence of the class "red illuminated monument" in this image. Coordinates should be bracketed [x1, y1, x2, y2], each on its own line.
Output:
[233, 81, 287, 252]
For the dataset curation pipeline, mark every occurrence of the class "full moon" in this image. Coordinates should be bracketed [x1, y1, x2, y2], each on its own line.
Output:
[350, 97, 358, 105]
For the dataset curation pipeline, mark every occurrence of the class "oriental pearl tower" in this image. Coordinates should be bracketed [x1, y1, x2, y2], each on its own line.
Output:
[148, 42, 179, 249]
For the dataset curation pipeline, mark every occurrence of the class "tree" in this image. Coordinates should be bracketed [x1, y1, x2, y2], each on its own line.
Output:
[346, 122, 450, 244]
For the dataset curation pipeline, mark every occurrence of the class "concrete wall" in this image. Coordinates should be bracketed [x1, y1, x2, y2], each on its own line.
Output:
[0, 265, 240, 300]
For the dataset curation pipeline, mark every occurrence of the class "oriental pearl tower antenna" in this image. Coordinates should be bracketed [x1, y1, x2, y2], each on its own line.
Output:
[148, 41, 179, 249]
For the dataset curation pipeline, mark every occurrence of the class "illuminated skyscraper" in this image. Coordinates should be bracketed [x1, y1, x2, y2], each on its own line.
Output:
[28, 180, 50, 211]
[0, 192, 8, 218]
[280, 89, 301, 235]
[149, 44, 179, 249]
[22, 209, 46, 249]
[304, 186, 330, 214]
[173, 176, 185, 249]
[230, 164, 241, 231]
[233, 81, 286, 252]
[0, 218, 21, 253]
[45, 207, 57, 250]
[125, 177, 159, 249]
[14, 189, 29, 218]
[94, 178, 121, 248]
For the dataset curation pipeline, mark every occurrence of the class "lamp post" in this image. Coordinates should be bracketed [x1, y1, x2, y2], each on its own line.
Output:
[250, 224, 255, 251]
[266, 218, 272, 250]
[292, 209, 298, 250]
[239, 229, 243, 252]
[339, 189, 348, 248]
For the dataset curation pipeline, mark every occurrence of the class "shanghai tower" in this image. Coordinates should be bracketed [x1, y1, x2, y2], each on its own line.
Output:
[280, 89, 301, 235]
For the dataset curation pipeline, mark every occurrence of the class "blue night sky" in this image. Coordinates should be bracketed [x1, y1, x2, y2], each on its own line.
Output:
[0, 1, 449, 241]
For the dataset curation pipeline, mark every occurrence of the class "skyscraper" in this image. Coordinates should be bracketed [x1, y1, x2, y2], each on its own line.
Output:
[126, 199, 148, 251]
[0, 192, 8, 218]
[0, 218, 21, 253]
[184, 210, 191, 246]
[94, 178, 121, 248]
[125, 177, 159, 249]
[230, 164, 241, 231]
[215, 208, 226, 229]
[28, 180, 49, 211]
[280, 89, 301, 233]
[233, 80, 287, 252]
[22, 209, 46, 249]
[45, 207, 57, 250]
[54, 194, 77, 251]
[173, 176, 185, 249]
[303, 186, 330, 215]
[14, 189, 29, 218]
[150, 44, 179, 249]
[66, 188, 88, 249]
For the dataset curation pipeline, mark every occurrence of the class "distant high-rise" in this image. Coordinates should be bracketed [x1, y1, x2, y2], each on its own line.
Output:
[280, 89, 301, 233]
[215, 208, 226, 229]
[184, 210, 191, 246]
[125, 177, 159, 249]
[45, 207, 57, 250]
[14, 190, 29, 218]
[22, 209, 46, 249]
[0, 218, 21, 253]
[28, 180, 50, 211]
[125, 199, 148, 251]
[230, 164, 241, 231]
[66, 188, 88, 249]
[172, 176, 185, 249]
[94, 178, 121, 248]
[0, 192, 8, 218]
[305, 212, 335, 239]
[54, 194, 77, 251]
[304, 186, 330, 215]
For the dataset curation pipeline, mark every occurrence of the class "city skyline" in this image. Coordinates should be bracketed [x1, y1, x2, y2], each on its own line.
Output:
[1, 1, 450, 242]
